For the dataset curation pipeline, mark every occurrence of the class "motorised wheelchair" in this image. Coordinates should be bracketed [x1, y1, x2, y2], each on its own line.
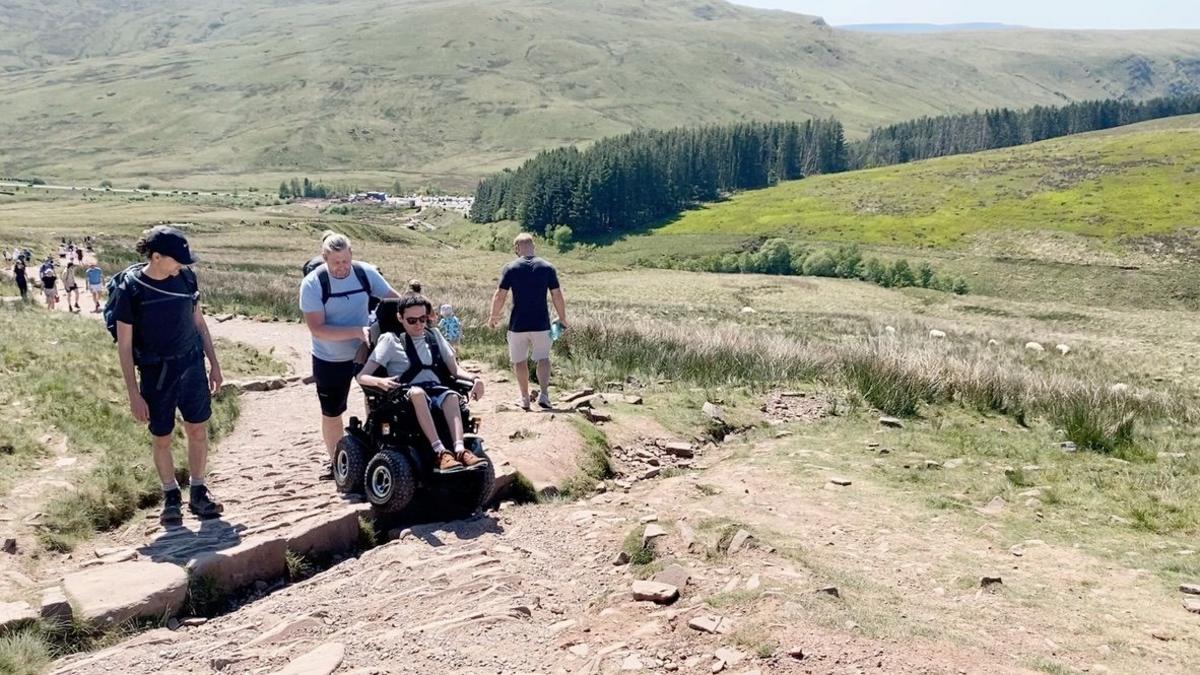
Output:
[333, 299, 495, 517]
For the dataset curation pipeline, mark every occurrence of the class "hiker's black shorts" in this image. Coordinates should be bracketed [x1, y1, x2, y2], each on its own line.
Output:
[312, 356, 360, 417]
[138, 351, 211, 437]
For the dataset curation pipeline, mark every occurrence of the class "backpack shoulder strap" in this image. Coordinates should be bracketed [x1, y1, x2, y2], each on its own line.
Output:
[352, 262, 372, 296]
[318, 270, 332, 305]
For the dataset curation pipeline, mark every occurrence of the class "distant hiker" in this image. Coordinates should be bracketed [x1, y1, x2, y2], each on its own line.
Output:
[357, 294, 485, 471]
[63, 261, 80, 312]
[12, 258, 28, 300]
[85, 264, 104, 312]
[112, 226, 224, 527]
[39, 259, 58, 309]
[300, 230, 399, 478]
[487, 232, 568, 410]
[438, 304, 462, 345]
[76, 247, 84, 263]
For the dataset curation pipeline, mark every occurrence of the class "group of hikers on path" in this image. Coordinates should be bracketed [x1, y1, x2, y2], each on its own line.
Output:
[8, 238, 103, 312]
[107, 225, 567, 527]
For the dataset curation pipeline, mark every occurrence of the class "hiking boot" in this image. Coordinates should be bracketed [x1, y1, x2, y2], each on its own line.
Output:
[517, 396, 531, 411]
[188, 484, 224, 519]
[537, 392, 553, 410]
[456, 449, 488, 469]
[160, 489, 183, 528]
[435, 451, 464, 473]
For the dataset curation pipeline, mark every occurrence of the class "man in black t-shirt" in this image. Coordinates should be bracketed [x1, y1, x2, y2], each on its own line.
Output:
[114, 226, 225, 528]
[487, 233, 568, 410]
[12, 258, 28, 300]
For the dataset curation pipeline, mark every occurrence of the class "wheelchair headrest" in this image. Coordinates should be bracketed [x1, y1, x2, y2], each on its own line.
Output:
[376, 298, 403, 336]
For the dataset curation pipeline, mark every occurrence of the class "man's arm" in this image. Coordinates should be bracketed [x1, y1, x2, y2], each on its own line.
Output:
[304, 311, 368, 342]
[487, 288, 508, 329]
[193, 304, 223, 394]
[117, 322, 148, 423]
[550, 288, 567, 329]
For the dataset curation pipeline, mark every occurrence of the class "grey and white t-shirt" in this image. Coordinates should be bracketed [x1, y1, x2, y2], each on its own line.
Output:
[369, 329, 455, 384]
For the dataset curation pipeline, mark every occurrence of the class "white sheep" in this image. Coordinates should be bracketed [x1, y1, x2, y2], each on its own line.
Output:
[1025, 341, 1045, 352]
[1055, 344, 1070, 356]
[929, 329, 946, 339]
[987, 339, 999, 348]
[885, 325, 896, 334]
[1110, 383, 1130, 394]
[741, 306, 756, 314]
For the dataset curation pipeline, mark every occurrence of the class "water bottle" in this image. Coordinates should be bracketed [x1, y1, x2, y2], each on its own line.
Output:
[550, 320, 564, 342]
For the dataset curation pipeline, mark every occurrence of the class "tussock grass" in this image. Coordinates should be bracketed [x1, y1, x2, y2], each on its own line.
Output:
[0, 629, 50, 675]
[560, 418, 616, 499]
[559, 317, 1187, 452]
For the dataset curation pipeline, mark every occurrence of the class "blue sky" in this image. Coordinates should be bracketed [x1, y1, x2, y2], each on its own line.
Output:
[732, 1, 1200, 30]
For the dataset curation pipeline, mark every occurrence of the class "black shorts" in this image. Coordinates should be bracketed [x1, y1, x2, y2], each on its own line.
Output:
[312, 356, 360, 417]
[138, 352, 211, 437]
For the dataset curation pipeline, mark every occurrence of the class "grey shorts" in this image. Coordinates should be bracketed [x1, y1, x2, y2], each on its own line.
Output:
[507, 331, 552, 363]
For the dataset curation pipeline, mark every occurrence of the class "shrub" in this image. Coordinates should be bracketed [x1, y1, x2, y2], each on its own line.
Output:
[802, 250, 837, 277]
[98, 179, 113, 188]
[552, 225, 574, 251]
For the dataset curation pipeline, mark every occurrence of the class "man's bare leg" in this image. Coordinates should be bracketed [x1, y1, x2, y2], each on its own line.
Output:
[151, 434, 177, 486]
[440, 393, 464, 447]
[321, 414, 343, 463]
[535, 358, 551, 401]
[513, 359, 531, 408]
[183, 421, 208, 482]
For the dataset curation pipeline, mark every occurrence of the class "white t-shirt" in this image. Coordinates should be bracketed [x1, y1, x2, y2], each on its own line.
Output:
[370, 329, 454, 385]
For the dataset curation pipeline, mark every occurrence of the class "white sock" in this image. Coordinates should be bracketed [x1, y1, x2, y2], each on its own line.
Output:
[432, 440, 446, 454]
[189, 477, 205, 487]
[162, 482, 180, 492]
[454, 441, 466, 454]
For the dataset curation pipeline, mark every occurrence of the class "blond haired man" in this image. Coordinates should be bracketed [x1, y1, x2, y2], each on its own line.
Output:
[488, 233, 567, 410]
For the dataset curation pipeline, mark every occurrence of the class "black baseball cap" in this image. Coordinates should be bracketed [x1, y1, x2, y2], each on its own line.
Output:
[144, 226, 198, 265]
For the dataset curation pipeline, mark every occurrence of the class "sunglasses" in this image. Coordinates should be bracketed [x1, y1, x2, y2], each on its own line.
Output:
[403, 315, 428, 326]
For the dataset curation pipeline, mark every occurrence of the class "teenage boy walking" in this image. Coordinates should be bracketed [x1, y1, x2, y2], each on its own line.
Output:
[113, 226, 224, 527]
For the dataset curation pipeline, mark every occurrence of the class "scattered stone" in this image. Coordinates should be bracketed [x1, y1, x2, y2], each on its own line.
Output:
[1058, 441, 1078, 452]
[677, 521, 697, 551]
[642, 524, 667, 546]
[631, 580, 679, 604]
[980, 575, 1004, 589]
[275, 642, 345, 675]
[0, 601, 37, 631]
[568, 644, 590, 658]
[878, 416, 904, 428]
[828, 477, 852, 487]
[745, 574, 761, 591]
[613, 550, 631, 566]
[1, 537, 15, 554]
[662, 442, 695, 458]
[584, 408, 613, 423]
[1185, 598, 1200, 614]
[181, 617, 208, 627]
[639, 467, 661, 481]
[39, 587, 72, 621]
[816, 585, 840, 598]
[639, 514, 658, 523]
[1009, 544, 1025, 557]
[624, 395, 644, 405]
[653, 564, 692, 590]
[787, 646, 805, 660]
[63, 560, 187, 626]
[726, 528, 753, 554]
[713, 647, 746, 667]
[923, 460, 942, 469]
[621, 654, 644, 671]
[702, 402, 725, 422]
[688, 614, 730, 634]
[1179, 583, 1200, 595]
[561, 388, 596, 403]
[944, 458, 964, 469]
[976, 496, 1007, 516]
[167, 617, 181, 631]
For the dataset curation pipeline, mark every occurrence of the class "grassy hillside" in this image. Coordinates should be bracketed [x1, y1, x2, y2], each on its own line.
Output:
[601, 115, 1200, 247]
[2, 0, 1199, 187]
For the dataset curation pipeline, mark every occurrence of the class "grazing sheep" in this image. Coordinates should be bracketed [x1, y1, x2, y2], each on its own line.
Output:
[987, 339, 999, 347]
[1025, 341, 1045, 352]
[885, 325, 896, 334]
[929, 329, 946, 339]
[741, 306, 756, 314]
[1110, 383, 1130, 394]
[1056, 343, 1071, 355]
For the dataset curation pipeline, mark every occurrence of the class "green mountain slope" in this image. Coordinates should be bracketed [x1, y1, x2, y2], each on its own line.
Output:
[2, 0, 1200, 186]
[601, 114, 1200, 252]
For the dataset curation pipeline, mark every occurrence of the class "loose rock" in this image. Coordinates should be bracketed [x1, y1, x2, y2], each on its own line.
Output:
[980, 575, 1004, 589]
[878, 416, 904, 428]
[631, 580, 679, 604]
[688, 614, 729, 634]
[726, 528, 753, 554]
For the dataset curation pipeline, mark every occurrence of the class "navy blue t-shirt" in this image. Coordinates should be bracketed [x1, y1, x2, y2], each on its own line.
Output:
[113, 269, 201, 362]
[498, 256, 560, 332]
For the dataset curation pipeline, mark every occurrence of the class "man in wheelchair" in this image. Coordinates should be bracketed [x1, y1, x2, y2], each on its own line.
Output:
[356, 293, 487, 473]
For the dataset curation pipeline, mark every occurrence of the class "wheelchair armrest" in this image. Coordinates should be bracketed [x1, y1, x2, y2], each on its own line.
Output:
[450, 377, 477, 395]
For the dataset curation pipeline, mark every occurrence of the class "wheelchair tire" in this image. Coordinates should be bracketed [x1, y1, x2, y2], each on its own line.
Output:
[365, 448, 416, 513]
[333, 435, 369, 495]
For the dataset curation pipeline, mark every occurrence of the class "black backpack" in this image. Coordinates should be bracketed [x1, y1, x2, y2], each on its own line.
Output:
[303, 256, 379, 313]
[104, 263, 199, 343]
